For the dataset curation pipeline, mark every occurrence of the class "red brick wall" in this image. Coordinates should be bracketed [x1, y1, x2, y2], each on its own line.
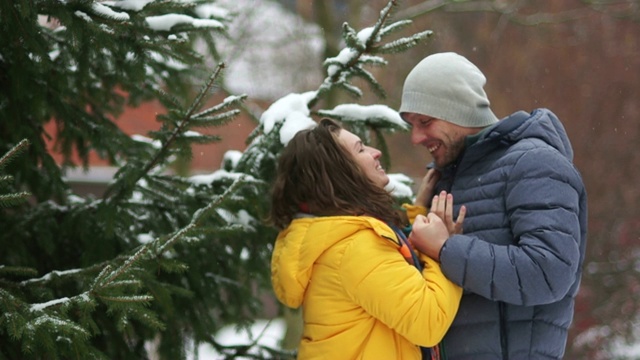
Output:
[44, 94, 258, 174]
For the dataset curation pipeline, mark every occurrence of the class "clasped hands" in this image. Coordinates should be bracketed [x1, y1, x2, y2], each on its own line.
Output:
[409, 169, 466, 261]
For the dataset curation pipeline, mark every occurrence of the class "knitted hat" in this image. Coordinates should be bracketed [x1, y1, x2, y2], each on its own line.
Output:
[399, 52, 498, 127]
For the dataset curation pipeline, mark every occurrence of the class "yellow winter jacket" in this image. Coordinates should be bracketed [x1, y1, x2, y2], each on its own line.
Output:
[270, 205, 462, 360]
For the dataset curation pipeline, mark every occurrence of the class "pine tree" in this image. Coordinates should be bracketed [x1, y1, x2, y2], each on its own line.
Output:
[0, 0, 432, 358]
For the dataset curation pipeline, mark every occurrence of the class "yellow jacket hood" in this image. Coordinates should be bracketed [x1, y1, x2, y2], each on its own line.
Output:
[271, 215, 397, 308]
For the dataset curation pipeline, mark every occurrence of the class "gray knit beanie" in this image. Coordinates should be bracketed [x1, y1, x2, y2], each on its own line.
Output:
[399, 52, 498, 127]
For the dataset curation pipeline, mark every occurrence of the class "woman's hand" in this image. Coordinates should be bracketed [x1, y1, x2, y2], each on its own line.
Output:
[409, 213, 449, 261]
[415, 168, 441, 207]
[430, 191, 466, 235]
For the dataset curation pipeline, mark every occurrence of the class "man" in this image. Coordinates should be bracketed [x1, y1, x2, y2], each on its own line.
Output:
[399, 52, 588, 359]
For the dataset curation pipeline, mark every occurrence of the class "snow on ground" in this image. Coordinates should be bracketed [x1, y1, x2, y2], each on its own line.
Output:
[188, 318, 287, 360]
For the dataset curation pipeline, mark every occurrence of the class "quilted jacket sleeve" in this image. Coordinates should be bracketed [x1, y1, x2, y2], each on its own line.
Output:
[440, 145, 585, 306]
[340, 229, 462, 347]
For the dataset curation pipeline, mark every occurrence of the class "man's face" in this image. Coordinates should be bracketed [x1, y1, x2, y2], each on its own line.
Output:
[403, 113, 478, 168]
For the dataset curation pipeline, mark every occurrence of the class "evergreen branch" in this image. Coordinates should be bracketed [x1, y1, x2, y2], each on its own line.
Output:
[228, 319, 274, 357]
[186, 63, 226, 118]
[207, 319, 298, 359]
[20, 268, 83, 285]
[30, 297, 71, 312]
[192, 94, 247, 119]
[163, 175, 247, 246]
[310, 0, 401, 108]
[358, 54, 388, 66]
[96, 244, 151, 290]
[104, 64, 227, 201]
[217, 87, 261, 125]
[189, 109, 240, 127]
[0, 175, 13, 186]
[92, 265, 115, 289]
[147, 63, 226, 155]
[342, 23, 364, 51]
[336, 81, 364, 98]
[351, 67, 387, 98]
[27, 314, 91, 337]
[0, 139, 29, 171]
[0, 265, 38, 278]
[100, 279, 143, 289]
[140, 175, 185, 199]
[0, 193, 31, 208]
[96, 295, 154, 303]
[0, 140, 31, 207]
[177, 133, 223, 144]
[153, 88, 184, 112]
[19, 263, 115, 288]
[135, 183, 181, 204]
[98, 174, 247, 289]
[378, 19, 412, 37]
[375, 30, 434, 54]
[0, 288, 26, 337]
[366, 0, 398, 46]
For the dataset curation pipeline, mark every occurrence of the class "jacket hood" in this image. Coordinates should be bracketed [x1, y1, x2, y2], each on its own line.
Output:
[483, 108, 574, 161]
[270, 216, 396, 308]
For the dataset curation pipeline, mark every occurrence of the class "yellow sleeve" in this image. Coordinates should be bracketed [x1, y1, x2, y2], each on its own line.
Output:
[340, 231, 462, 347]
[402, 203, 428, 224]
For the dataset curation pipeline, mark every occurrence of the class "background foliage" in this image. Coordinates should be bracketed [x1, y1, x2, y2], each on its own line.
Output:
[0, 0, 426, 358]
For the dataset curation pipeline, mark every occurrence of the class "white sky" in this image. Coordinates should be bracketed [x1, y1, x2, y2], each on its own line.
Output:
[215, 0, 325, 100]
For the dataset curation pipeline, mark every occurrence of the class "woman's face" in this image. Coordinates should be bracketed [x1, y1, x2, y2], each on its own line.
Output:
[337, 129, 389, 188]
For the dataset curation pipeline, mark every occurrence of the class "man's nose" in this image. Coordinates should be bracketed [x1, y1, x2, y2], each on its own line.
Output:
[411, 128, 427, 145]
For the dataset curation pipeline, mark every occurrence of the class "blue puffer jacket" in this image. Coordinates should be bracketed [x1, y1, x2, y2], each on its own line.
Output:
[435, 109, 588, 359]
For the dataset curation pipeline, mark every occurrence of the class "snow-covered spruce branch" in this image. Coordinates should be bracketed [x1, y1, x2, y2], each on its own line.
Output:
[0, 140, 31, 208]
[310, 0, 397, 107]
[96, 295, 154, 303]
[0, 139, 29, 170]
[190, 94, 248, 127]
[132, 63, 226, 183]
[186, 63, 226, 118]
[0, 193, 31, 208]
[17, 174, 248, 289]
[95, 174, 248, 289]
[104, 64, 227, 201]
[309, 0, 430, 108]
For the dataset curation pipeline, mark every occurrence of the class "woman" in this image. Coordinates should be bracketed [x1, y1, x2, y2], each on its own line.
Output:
[270, 118, 463, 360]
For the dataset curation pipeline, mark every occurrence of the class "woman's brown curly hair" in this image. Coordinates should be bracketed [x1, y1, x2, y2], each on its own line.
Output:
[269, 118, 402, 230]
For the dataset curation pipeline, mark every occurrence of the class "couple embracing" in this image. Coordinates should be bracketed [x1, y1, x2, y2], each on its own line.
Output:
[269, 52, 588, 360]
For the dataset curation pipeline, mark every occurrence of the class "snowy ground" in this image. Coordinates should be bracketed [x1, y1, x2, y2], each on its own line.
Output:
[187, 318, 287, 360]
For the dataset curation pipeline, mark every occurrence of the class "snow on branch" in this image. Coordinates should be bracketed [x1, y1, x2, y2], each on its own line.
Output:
[259, 92, 318, 146]
[317, 103, 408, 129]
[145, 14, 225, 31]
